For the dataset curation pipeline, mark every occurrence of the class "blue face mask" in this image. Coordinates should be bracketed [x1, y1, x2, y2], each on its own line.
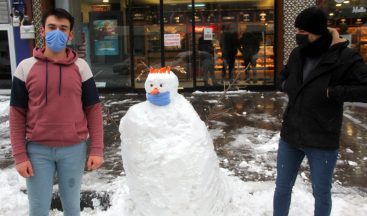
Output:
[45, 30, 68, 52]
[147, 91, 171, 106]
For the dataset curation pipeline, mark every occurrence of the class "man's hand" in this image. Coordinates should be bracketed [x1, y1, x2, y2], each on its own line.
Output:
[16, 160, 34, 178]
[328, 27, 347, 45]
[87, 155, 104, 171]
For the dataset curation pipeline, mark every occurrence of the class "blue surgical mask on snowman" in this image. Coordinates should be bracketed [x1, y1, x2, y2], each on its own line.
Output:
[45, 29, 68, 52]
[147, 91, 171, 106]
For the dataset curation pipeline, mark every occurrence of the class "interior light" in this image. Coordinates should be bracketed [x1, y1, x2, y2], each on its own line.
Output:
[102, 0, 109, 3]
[343, 1, 350, 3]
[329, 13, 334, 16]
[188, 4, 206, 8]
[336, 3, 342, 7]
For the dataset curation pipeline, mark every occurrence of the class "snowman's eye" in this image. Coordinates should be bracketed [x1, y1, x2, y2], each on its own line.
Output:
[160, 84, 163, 87]
[150, 84, 153, 87]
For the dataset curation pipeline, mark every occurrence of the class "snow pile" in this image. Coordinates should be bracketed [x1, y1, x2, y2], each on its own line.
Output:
[0, 168, 366, 216]
[1, 92, 366, 216]
[118, 69, 231, 215]
[0, 96, 9, 117]
[0, 169, 28, 216]
[119, 94, 230, 216]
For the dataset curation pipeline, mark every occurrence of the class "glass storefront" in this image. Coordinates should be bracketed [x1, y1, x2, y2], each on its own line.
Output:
[81, 1, 131, 89]
[0, 0, 13, 90]
[318, 0, 367, 63]
[0, 24, 16, 90]
[80, 0, 276, 90]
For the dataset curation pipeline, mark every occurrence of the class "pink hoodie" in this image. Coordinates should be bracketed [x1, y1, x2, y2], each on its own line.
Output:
[10, 48, 104, 164]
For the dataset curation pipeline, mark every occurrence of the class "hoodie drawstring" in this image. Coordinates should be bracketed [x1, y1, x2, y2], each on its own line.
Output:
[59, 65, 62, 96]
[45, 61, 62, 105]
[45, 61, 48, 104]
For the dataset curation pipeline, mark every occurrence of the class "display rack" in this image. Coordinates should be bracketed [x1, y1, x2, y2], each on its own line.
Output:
[144, 24, 189, 79]
[212, 22, 274, 83]
[139, 9, 275, 84]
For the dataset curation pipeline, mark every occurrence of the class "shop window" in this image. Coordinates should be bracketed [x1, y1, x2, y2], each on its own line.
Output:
[0, 30, 11, 89]
[318, 0, 367, 62]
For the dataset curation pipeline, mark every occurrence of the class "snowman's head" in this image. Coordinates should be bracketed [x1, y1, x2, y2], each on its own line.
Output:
[144, 67, 179, 106]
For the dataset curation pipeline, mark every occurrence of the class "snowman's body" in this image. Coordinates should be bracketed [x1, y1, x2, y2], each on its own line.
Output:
[119, 68, 230, 216]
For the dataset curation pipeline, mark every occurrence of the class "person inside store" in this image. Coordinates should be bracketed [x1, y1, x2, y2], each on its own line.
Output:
[239, 30, 261, 83]
[9, 8, 104, 216]
[220, 23, 240, 83]
[273, 6, 367, 216]
[198, 34, 216, 86]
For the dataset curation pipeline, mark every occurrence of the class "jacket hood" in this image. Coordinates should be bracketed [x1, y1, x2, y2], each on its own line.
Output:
[329, 30, 349, 50]
[329, 40, 349, 51]
[33, 47, 78, 65]
[295, 39, 349, 56]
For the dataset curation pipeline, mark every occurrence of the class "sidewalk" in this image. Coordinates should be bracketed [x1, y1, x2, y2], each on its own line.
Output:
[0, 91, 366, 214]
[99, 91, 367, 188]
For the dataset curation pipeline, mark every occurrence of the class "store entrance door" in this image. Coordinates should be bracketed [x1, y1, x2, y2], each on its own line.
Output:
[0, 24, 16, 90]
[129, 1, 195, 90]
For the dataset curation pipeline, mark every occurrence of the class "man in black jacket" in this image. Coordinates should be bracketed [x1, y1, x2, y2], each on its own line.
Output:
[198, 35, 215, 86]
[273, 7, 367, 216]
[220, 24, 239, 82]
[239, 31, 261, 82]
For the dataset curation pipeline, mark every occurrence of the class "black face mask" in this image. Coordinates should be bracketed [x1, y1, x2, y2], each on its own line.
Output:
[296, 34, 310, 47]
[300, 32, 333, 58]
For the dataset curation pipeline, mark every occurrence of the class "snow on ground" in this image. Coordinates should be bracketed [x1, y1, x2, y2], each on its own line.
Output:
[0, 118, 9, 137]
[343, 113, 367, 130]
[1, 94, 367, 215]
[104, 99, 142, 106]
[0, 96, 11, 164]
[208, 121, 227, 140]
[0, 97, 9, 117]
[0, 166, 366, 216]
[193, 90, 253, 95]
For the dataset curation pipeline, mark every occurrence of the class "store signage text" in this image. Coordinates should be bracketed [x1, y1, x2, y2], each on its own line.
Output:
[164, 34, 181, 47]
[352, 6, 366, 14]
[203, 28, 213, 41]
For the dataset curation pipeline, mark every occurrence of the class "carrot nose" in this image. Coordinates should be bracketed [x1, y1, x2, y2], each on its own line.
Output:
[150, 88, 159, 95]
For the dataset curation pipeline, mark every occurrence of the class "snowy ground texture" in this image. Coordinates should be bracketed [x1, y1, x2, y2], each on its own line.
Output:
[0, 92, 367, 216]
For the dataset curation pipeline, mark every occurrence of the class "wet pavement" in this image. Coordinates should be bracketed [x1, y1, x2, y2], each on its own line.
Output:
[97, 91, 286, 183]
[97, 92, 367, 190]
[0, 91, 366, 198]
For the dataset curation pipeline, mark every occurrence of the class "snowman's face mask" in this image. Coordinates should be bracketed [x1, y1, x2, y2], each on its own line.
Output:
[147, 91, 171, 106]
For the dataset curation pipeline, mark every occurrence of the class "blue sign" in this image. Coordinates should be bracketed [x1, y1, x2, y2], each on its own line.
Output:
[94, 38, 119, 56]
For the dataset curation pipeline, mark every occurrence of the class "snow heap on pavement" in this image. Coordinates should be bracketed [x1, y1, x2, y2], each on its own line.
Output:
[119, 67, 231, 216]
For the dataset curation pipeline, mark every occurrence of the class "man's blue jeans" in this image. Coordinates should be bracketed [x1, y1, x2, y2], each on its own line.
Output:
[26, 141, 87, 216]
[273, 139, 338, 216]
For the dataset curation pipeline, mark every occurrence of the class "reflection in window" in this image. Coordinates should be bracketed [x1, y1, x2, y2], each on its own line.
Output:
[317, 1, 367, 62]
[0, 31, 11, 89]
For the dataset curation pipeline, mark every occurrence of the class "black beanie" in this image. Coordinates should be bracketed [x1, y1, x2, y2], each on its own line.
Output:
[295, 7, 328, 35]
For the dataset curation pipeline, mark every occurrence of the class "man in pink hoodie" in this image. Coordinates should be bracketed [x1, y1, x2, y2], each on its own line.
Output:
[9, 8, 104, 216]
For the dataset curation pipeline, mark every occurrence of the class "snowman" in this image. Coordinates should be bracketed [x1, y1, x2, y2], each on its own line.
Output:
[119, 67, 231, 216]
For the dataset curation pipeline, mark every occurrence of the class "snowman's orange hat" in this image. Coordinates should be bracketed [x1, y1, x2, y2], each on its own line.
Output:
[149, 67, 171, 74]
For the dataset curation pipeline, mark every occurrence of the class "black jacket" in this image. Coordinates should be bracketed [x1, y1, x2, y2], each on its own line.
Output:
[220, 32, 239, 59]
[281, 41, 367, 149]
[239, 32, 261, 56]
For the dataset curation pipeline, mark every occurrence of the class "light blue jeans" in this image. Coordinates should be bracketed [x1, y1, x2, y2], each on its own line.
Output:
[273, 139, 338, 216]
[26, 141, 87, 216]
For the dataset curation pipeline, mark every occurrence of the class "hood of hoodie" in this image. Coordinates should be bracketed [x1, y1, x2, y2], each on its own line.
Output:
[33, 47, 78, 65]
